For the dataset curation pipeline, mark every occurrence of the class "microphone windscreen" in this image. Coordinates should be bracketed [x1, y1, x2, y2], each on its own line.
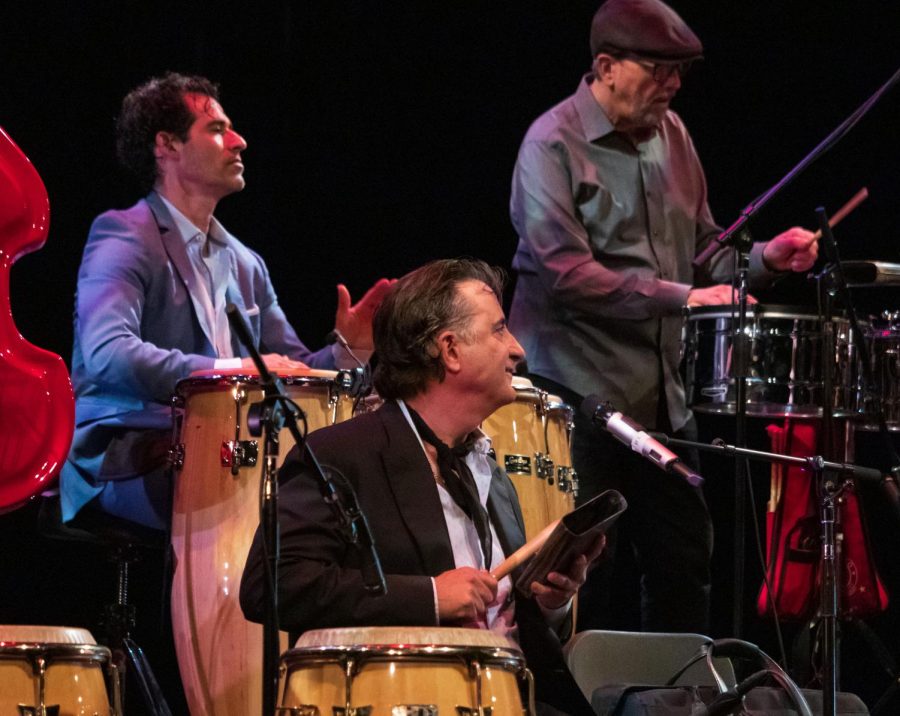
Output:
[580, 394, 604, 421]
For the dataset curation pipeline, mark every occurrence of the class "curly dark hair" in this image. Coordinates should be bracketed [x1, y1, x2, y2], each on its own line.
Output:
[115, 72, 220, 193]
[372, 258, 506, 401]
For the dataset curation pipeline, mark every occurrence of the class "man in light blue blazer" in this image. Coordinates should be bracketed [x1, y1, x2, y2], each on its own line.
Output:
[61, 73, 390, 530]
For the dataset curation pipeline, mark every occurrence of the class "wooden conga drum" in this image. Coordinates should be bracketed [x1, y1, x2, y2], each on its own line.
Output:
[482, 377, 552, 539]
[170, 369, 356, 716]
[278, 626, 534, 716]
[0, 625, 118, 716]
[483, 378, 578, 540]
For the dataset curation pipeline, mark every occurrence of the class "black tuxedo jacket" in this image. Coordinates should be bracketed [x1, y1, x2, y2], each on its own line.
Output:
[241, 400, 592, 715]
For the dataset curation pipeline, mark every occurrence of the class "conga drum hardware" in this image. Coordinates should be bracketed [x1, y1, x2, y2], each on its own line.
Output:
[278, 627, 534, 716]
[542, 394, 578, 503]
[0, 626, 120, 716]
[555, 466, 578, 499]
[221, 384, 257, 474]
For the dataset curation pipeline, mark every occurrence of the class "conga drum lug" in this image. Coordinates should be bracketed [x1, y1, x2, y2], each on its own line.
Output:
[220, 438, 258, 469]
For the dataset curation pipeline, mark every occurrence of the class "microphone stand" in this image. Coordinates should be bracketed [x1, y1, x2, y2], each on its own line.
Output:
[226, 305, 303, 716]
[691, 63, 900, 640]
[812, 212, 900, 716]
[653, 430, 883, 716]
[225, 305, 386, 716]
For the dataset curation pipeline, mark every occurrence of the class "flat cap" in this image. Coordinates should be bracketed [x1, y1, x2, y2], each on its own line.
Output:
[590, 0, 703, 61]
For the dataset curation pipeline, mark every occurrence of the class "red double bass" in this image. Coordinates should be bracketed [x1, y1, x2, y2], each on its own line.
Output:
[0, 127, 74, 511]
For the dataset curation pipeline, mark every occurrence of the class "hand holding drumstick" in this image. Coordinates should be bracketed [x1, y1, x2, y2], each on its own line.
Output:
[492, 521, 607, 611]
[761, 187, 868, 273]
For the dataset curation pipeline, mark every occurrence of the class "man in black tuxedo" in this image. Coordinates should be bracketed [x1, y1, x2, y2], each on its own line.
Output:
[241, 258, 604, 715]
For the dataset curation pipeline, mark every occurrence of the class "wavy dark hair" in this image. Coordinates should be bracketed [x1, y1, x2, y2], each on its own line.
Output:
[115, 72, 220, 193]
[373, 258, 505, 401]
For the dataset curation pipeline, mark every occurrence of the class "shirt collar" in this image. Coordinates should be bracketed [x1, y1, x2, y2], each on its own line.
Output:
[574, 73, 616, 143]
[397, 400, 493, 456]
[156, 193, 228, 247]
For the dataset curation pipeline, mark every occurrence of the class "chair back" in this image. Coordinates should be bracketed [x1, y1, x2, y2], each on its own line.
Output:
[563, 629, 737, 701]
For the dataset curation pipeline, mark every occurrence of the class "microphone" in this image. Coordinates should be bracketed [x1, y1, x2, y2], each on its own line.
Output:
[226, 303, 263, 372]
[580, 395, 703, 487]
[325, 329, 366, 369]
[325, 329, 371, 398]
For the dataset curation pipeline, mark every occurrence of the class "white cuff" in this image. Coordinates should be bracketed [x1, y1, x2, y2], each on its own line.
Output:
[214, 357, 243, 370]
[431, 577, 440, 625]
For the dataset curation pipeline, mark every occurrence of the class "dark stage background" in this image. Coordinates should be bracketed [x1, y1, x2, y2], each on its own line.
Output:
[2, 2, 900, 712]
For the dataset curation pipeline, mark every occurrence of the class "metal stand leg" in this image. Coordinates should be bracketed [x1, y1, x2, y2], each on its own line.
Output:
[103, 547, 173, 716]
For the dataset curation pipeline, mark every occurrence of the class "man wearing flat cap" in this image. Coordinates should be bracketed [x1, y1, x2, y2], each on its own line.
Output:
[507, 0, 819, 632]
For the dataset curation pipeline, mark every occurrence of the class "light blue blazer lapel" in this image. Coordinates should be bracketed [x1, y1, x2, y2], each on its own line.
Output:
[145, 191, 214, 354]
[216, 227, 259, 350]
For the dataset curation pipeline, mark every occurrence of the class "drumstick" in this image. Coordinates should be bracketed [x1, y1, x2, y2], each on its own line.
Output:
[491, 519, 560, 581]
[810, 187, 869, 242]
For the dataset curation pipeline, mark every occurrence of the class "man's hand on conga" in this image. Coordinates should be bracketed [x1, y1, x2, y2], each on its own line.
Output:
[241, 354, 309, 372]
[334, 278, 395, 350]
[435, 567, 498, 623]
[686, 284, 757, 307]
[531, 534, 607, 610]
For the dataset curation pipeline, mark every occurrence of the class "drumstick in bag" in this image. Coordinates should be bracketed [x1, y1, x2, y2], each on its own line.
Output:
[491, 519, 560, 581]
[810, 187, 869, 242]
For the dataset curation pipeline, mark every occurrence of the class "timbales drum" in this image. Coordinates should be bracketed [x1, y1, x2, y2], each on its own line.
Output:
[684, 304, 853, 418]
[852, 311, 900, 430]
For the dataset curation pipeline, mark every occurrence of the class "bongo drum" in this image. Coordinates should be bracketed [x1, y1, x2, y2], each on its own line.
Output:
[0, 625, 118, 716]
[278, 626, 533, 716]
[170, 369, 356, 716]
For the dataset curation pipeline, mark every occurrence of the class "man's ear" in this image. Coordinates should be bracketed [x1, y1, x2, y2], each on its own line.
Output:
[154, 131, 178, 162]
[436, 329, 462, 376]
[594, 53, 617, 86]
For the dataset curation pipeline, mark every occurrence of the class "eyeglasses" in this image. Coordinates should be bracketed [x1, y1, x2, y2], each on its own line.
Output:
[621, 55, 693, 83]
